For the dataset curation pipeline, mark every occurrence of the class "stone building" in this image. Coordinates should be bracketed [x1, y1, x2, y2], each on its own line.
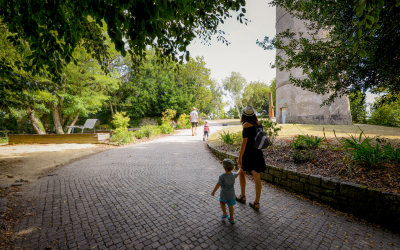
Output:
[275, 7, 352, 125]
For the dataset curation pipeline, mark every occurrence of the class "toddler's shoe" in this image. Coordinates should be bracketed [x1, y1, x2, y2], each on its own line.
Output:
[228, 216, 236, 224]
[221, 214, 228, 219]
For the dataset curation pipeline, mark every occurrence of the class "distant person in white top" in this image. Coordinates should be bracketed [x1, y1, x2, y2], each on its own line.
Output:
[190, 107, 199, 136]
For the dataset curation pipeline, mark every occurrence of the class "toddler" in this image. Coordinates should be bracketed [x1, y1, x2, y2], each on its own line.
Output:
[211, 159, 238, 224]
[203, 121, 210, 141]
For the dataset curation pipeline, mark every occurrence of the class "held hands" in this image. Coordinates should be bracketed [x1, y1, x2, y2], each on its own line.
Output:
[237, 158, 242, 168]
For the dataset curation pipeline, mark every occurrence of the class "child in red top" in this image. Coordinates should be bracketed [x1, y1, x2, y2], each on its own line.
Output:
[203, 121, 210, 141]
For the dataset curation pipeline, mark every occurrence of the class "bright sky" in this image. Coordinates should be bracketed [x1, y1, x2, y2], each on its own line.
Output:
[187, 0, 276, 86]
[187, 0, 378, 108]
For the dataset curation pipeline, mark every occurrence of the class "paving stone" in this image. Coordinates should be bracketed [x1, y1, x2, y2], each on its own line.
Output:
[9, 126, 400, 249]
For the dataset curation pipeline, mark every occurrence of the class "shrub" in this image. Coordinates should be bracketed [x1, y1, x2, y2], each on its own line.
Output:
[111, 128, 135, 145]
[382, 143, 400, 165]
[340, 132, 385, 168]
[111, 112, 135, 145]
[162, 109, 176, 124]
[112, 112, 130, 129]
[290, 150, 311, 163]
[291, 136, 308, 150]
[140, 125, 161, 138]
[134, 129, 146, 139]
[219, 131, 235, 145]
[260, 119, 281, 144]
[176, 114, 191, 129]
[291, 134, 324, 149]
[303, 135, 324, 148]
[159, 122, 174, 134]
[368, 101, 400, 127]
[219, 131, 241, 146]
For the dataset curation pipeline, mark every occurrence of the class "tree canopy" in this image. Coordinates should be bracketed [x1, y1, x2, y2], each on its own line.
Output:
[258, 0, 400, 103]
[0, 20, 121, 134]
[223, 72, 246, 115]
[117, 51, 221, 121]
[242, 81, 271, 115]
[0, 0, 247, 80]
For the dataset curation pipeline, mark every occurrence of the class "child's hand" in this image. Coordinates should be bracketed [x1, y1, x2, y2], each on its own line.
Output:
[211, 192, 215, 196]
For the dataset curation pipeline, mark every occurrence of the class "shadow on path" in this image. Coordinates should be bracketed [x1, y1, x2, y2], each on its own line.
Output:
[12, 128, 400, 249]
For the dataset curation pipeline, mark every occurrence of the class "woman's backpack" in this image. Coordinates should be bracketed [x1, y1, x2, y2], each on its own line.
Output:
[253, 126, 271, 150]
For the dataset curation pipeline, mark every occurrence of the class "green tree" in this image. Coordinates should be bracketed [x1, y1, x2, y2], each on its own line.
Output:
[204, 83, 225, 119]
[0, 21, 120, 134]
[180, 56, 215, 113]
[0, 21, 51, 134]
[349, 91, 367, 123]
[241, 81, 271, 115]
[258, 0, 400, 103]
[118, 51, 216, 122]
[0, 0, 247, 80]
[61, 45, 120, 134]
[223, 72, 246, 116]
[369, 94, 400, 127]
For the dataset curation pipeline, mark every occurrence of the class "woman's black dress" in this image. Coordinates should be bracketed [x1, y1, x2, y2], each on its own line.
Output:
[242, 126, 267, 173]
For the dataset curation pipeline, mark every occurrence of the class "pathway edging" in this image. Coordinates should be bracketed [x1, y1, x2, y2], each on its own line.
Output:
[207, 142, 400, 232]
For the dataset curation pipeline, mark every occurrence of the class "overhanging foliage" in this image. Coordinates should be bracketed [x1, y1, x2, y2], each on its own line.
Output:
[0, 0, 247, 80]
[258, 0, 400, 104]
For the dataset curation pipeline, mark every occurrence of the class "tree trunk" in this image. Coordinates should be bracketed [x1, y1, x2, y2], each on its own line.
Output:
[67, 112, 80, 134]
[63, 114, 72, 127]
[52, 104, 64, 134]
[110, 100, 114, 116]
[27, 108, 46, 134]
[236, 105, 241, 119]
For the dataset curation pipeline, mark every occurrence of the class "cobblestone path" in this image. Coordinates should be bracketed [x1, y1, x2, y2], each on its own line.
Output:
[13, 123, 400, 249]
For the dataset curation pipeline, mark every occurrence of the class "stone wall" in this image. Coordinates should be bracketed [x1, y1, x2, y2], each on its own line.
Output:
[207, 143, 400, 232]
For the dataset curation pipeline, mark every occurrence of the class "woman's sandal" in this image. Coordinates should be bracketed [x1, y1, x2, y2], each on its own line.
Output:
[249, 202, 260, 212]
[236, 195, 246, 204]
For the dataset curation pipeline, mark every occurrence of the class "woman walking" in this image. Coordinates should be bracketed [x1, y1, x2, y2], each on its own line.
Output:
[236, 105, 267, 211]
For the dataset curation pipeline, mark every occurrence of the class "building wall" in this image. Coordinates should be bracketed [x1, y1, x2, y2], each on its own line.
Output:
[275, 7, 352, 125]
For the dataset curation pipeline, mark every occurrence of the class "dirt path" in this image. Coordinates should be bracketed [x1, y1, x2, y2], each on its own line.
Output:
[0, 144, 114, 185]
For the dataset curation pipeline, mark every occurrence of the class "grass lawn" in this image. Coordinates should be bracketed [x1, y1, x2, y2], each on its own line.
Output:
[210, 120, 400, 144]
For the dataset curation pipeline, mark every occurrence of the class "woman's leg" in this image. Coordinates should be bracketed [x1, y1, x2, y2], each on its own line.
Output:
[238, 170, 246, 198]
[252, 170, 262, 203]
